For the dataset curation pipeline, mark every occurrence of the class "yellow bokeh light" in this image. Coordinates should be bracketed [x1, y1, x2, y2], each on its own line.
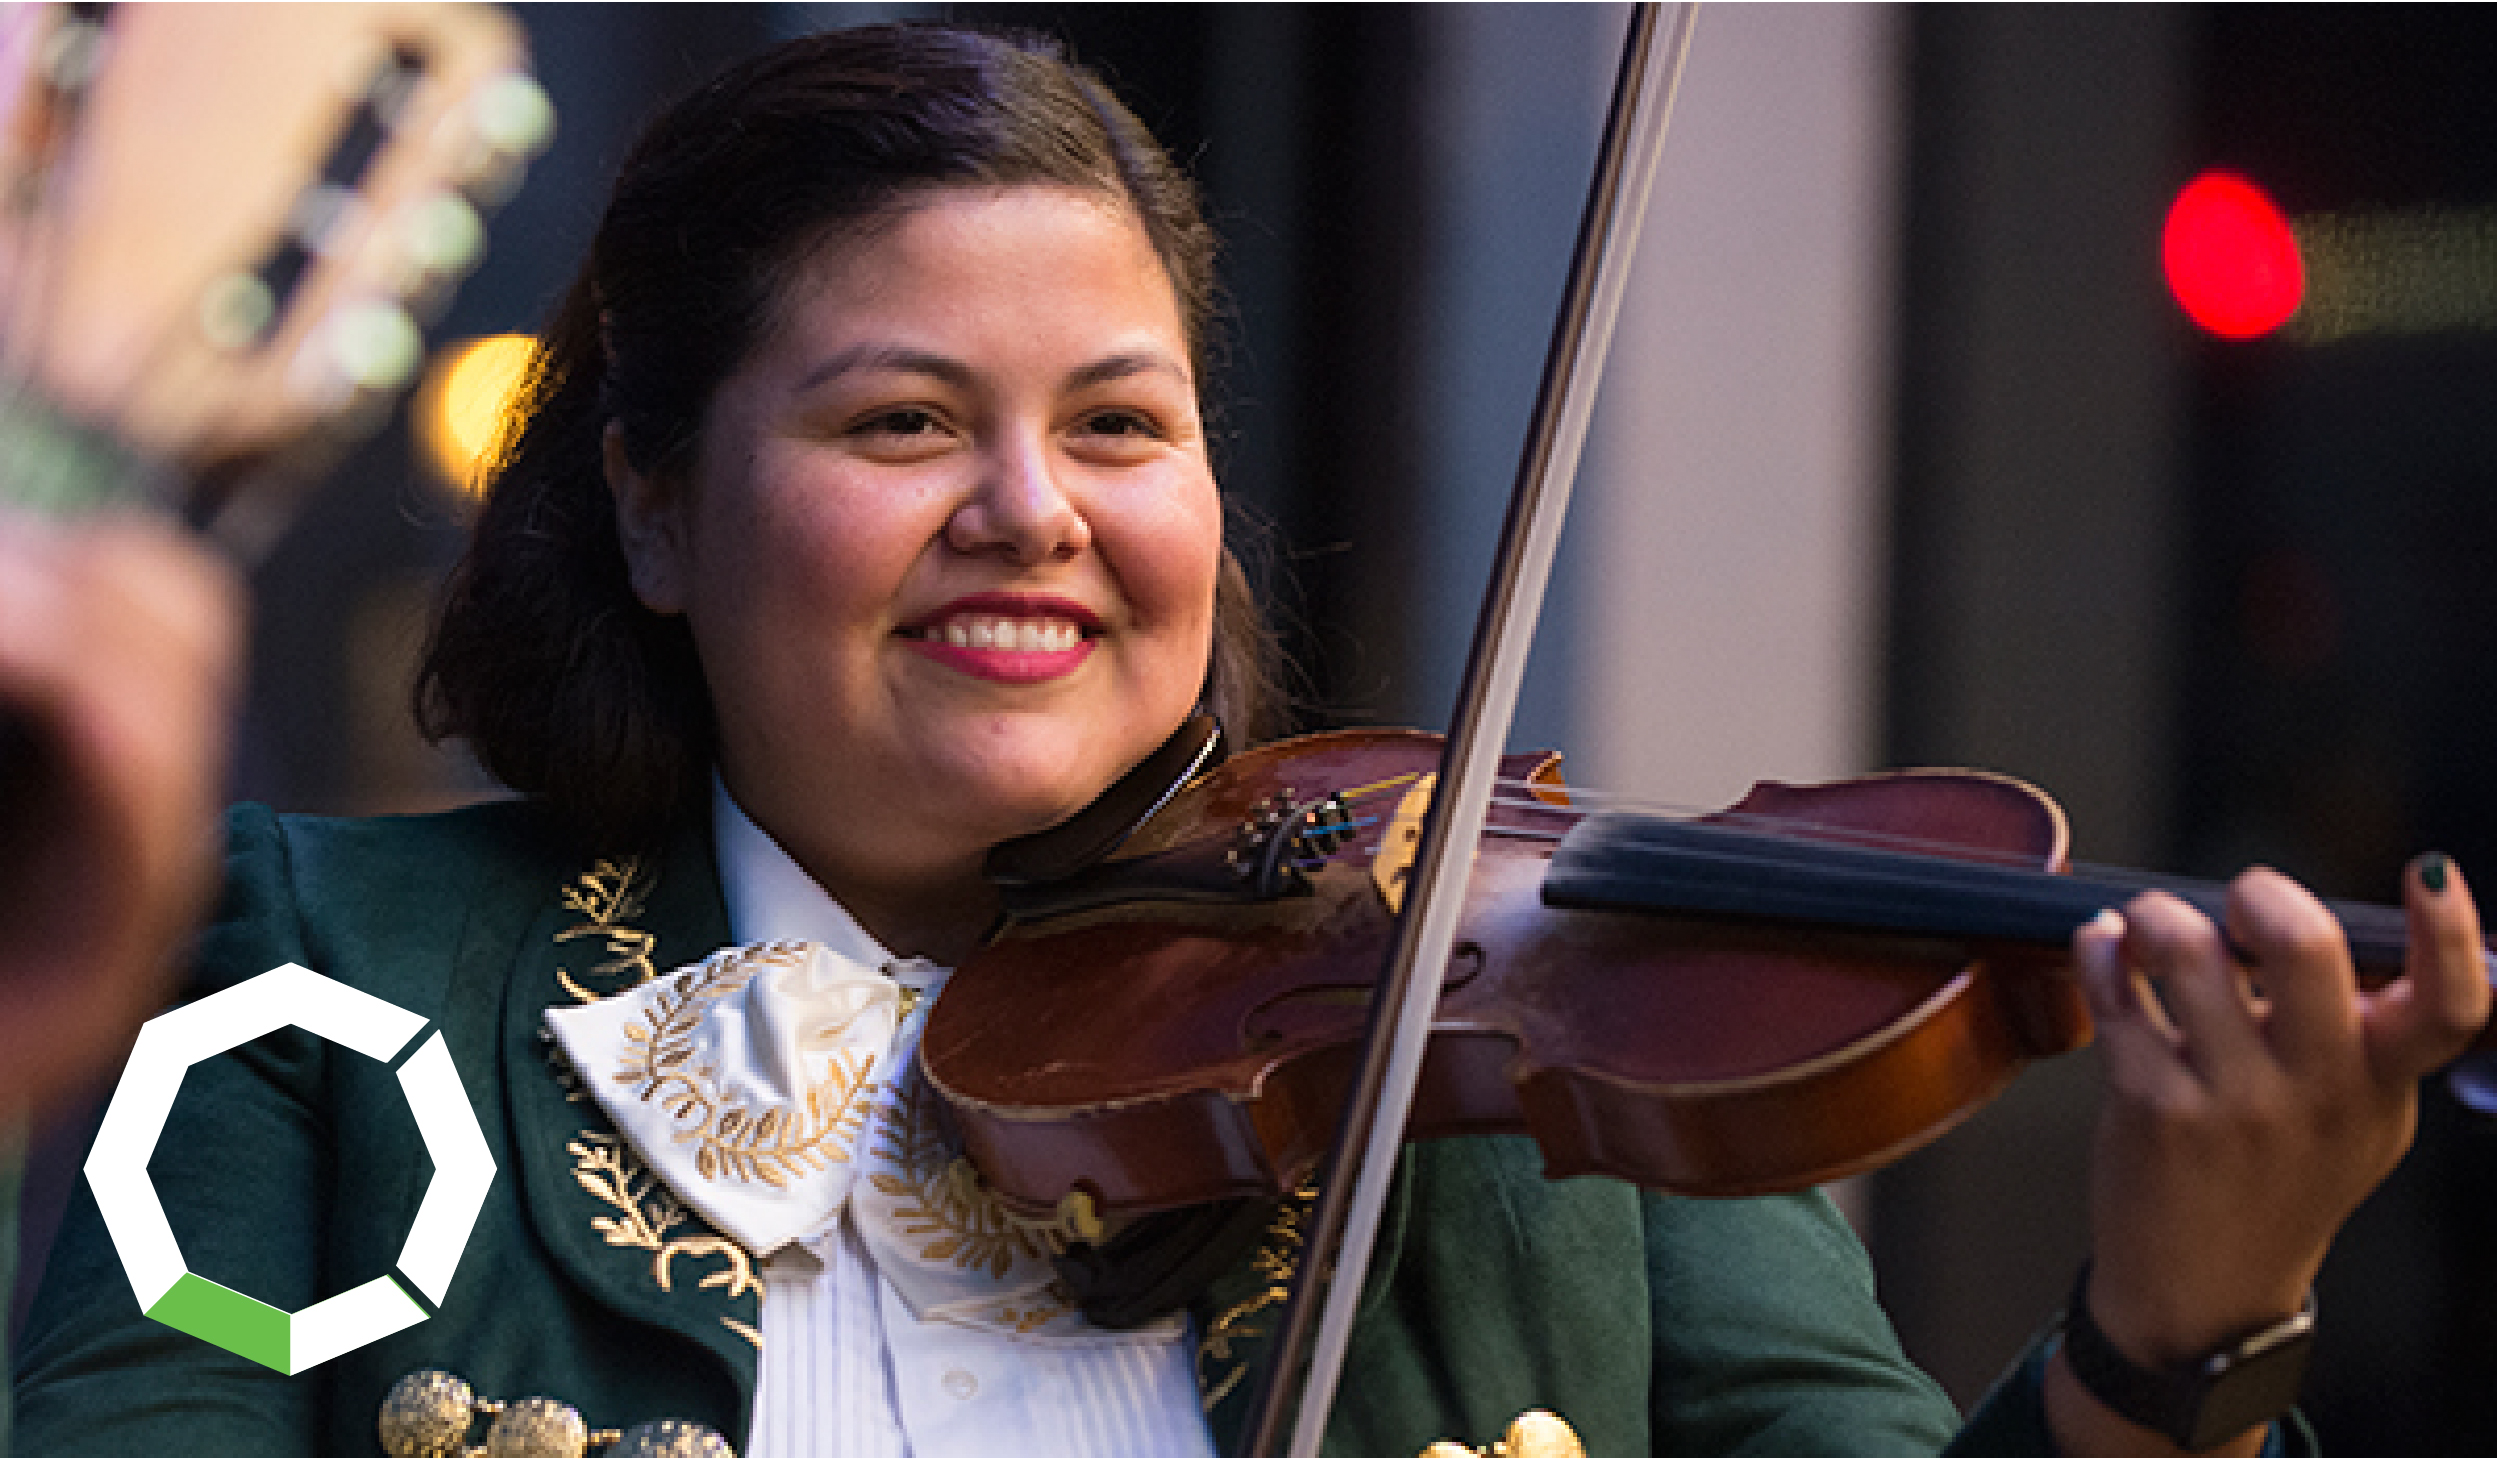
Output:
[414, 333, 537, 501]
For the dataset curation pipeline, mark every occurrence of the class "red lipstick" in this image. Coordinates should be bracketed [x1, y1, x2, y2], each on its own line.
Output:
[898, 594, 1101, 684]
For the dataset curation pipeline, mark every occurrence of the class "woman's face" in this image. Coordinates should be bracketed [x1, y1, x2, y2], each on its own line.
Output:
[612, 185, 1221, 914]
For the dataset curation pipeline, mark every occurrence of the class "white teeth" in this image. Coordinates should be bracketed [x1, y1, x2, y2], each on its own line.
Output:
[930, 618, 1082, 651]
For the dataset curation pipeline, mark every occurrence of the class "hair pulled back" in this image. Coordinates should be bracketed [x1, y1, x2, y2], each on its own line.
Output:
[417, 23, 1278, 851]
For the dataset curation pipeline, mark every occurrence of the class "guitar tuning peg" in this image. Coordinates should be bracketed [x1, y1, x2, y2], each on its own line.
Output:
[397, 191, 485, 285]
[321, 299, 423, 393]
[472, 72, 555, 159]
[198, 273, 280, 353]
[444, 71, 554, 207]
[377, 191, 487, 323]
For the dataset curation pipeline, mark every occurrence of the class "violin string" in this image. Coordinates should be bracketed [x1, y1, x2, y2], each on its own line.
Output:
[1466, 783, 2411, 915]
[1472, 778, 2083, 876]
[1116, 769, 2073, 891]
[1100, 760, 2409, 915]
[1055, 765, 2411, 977]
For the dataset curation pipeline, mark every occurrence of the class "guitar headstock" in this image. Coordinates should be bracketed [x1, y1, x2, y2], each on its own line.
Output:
[0, 3, 550, 539]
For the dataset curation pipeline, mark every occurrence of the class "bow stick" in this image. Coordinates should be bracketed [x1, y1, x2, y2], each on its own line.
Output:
[1242, 6, 1700, 1453]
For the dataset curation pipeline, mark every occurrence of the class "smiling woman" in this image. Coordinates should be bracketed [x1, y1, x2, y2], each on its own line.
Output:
[602, 187, 1224, 964]
[411, 27, 1281, 868]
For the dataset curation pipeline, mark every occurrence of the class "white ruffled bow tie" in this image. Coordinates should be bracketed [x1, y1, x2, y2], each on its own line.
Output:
[545, 940, 1124, 1340]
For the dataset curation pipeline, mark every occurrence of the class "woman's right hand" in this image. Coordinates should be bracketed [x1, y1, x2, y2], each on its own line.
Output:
[0, 511, 243, 1112]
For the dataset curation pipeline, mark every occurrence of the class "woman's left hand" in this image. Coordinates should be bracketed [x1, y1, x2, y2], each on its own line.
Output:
[2046, 857, 2490, 1454]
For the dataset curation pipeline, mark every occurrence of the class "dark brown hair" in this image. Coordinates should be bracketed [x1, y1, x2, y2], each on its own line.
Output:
[417, 23, 1282, 850]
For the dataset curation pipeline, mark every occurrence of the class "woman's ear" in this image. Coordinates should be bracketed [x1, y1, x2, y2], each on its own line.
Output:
[605, 420, 688, 615]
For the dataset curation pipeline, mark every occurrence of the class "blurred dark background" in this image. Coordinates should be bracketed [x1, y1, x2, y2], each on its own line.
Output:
[12, 5, 2490, 1452]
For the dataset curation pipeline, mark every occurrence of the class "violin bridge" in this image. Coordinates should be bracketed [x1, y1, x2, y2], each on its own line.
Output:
[1371, 774, 1437, 916]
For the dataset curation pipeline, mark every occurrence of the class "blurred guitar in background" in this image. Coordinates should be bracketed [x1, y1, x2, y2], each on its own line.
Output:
[0, 1, 549, 1111]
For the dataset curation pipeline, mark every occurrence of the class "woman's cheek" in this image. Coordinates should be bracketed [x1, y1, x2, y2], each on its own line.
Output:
[1128, 474, 1224, 622]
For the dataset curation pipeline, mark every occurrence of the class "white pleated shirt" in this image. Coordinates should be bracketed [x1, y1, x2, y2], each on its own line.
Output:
[713, 780, 1218, 1458]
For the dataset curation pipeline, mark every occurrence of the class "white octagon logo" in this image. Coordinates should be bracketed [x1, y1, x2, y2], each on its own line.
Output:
[85, 963, 496, 1373]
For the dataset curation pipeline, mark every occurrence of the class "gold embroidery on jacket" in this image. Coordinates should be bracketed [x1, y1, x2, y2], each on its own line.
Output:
[865, 1076, 1071, 1280]
[568, 1131, 762, 1316]
[1195, 1183, 1316, 1412]
[549, 863, 760, 1346]
[556, 857, 659, 1004]
[613, 942, 878, 1187]
[540, 1028, 592, 1103]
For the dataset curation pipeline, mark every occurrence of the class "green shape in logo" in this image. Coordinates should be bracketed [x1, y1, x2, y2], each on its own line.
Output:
[85, 964, 495, 1373]
[146, 1273, 292, 1372]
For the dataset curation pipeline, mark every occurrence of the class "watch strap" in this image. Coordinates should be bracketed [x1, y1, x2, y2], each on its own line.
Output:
[2060, 1262, 2317, 1451]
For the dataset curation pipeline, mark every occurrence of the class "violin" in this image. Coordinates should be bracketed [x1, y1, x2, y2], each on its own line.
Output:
[922, 717, 2437, 1222]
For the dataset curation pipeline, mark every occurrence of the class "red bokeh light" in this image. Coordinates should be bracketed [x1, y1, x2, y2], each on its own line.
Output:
[2164, 171, 2304, 339]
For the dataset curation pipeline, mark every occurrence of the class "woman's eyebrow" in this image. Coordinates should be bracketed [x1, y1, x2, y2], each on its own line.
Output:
[796, 344, 974, 393]
[1066, 350, 1192, 392]
[794, 345, 1191, 395]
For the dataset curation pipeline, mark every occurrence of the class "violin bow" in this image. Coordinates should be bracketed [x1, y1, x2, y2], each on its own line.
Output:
[1241, 6, 1700, 1453]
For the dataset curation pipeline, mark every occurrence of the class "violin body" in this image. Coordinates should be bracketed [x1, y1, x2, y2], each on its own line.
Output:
[923, 728, 2093, 1219]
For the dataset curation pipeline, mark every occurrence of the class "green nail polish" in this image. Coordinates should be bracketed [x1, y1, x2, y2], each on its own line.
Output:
[2418, 852, 2451, 894]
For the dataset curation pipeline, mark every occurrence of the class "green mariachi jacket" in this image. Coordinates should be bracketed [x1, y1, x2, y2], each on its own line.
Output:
[14, 800, 2068, 1457]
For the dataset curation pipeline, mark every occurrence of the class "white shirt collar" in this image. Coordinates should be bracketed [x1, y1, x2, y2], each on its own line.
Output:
[713, 774, 909, 974]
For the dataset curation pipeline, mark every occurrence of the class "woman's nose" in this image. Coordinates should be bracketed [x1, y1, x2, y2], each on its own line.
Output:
[946, 434, 1090, 563]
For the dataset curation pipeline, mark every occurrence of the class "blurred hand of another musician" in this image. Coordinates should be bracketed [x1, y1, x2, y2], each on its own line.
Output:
[0, 511, 242, 1112]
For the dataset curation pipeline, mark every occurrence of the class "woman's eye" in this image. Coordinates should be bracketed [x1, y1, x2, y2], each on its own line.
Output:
[1076, 408, 1161, 441]
[853, 407, 944, 438]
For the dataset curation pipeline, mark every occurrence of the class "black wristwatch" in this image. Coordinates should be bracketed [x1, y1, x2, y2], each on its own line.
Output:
[2059, 1264, 2316, 1452]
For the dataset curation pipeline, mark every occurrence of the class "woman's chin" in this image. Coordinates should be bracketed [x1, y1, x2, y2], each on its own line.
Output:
[923, 752, 1122, 844]
[981, 776, 1119, 845]
[944, 720, 1176, 830]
